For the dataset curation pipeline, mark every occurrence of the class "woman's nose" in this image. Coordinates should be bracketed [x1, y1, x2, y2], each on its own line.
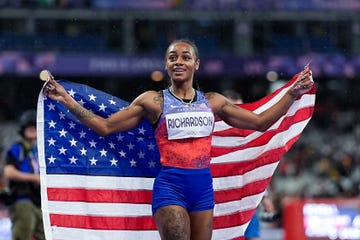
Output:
[175, 59, 184, 65]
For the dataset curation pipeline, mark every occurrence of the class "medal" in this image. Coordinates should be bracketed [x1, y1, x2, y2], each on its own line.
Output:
[39, 69, 52, 81]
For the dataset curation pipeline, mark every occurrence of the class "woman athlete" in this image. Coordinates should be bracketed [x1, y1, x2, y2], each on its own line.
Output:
[44, 39, 313, 240]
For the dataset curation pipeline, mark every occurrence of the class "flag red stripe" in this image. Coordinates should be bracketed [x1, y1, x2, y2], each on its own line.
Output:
[211, 136, 300, 178]
[236, 73, 311, 112]
[213, 106, 314, 138]
[213, 208, 255, 229]
[214, 177, 272, 203]
[49, 214, 157, 230]
[47, 188, 152, 203]
[241, 86, 316, 113]
[49, 210, 255, 232]
[46, 177, 271, 207]
[232, 237, 245, 240]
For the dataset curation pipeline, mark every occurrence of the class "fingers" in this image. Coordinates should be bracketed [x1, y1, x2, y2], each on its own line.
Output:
[48, 71, 54, 80]
[299, 69, 312, 80]
[45, 83, 56, 91]
[299, 68, 313, 83]
[45, 73, 59, 88]
[293, 68, 314, 91]
[43, 77, 58, 96]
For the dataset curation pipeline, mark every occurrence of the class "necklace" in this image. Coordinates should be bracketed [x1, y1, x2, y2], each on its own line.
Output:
[169, 86, 195, 105]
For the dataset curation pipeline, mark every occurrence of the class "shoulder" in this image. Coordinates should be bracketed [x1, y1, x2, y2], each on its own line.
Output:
[131, 90, 163, 116]
[204, 91, 232, 114]
[205, 91, 226, 105]
[7, 142, 22, 153]
[6, 142, 22, 161]
[135, 90, 163, 105]
[204, 91, 222, 100]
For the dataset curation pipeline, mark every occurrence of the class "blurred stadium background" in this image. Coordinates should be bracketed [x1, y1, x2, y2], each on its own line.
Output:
[1, 1, 360, 239]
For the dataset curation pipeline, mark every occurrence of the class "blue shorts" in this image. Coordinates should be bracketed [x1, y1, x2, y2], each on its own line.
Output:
[152, 167, 215, 214]
[244, 211, 260, 238]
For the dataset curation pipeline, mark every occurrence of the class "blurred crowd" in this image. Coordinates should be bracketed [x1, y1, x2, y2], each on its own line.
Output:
[0, 1, 359, 238]
[0, 0, 360, 10]
[269, 106, 360, 222]
[273, 103, 360, 198]
[0, 0, 90, 8]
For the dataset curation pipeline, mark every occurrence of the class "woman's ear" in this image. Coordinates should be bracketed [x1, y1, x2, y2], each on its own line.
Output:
[195, 59, 200, 70]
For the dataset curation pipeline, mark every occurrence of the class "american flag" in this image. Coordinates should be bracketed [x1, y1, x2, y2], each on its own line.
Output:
[37, 74, 315, 240]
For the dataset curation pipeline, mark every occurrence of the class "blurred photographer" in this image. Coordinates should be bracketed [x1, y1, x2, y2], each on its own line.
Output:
[3, 110, 45, 240]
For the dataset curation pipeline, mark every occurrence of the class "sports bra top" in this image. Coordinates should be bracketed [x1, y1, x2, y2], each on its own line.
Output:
[154, 89, 214, 169]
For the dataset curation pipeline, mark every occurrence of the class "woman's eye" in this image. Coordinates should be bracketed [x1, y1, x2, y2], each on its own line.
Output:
[169, 56, 177, 61]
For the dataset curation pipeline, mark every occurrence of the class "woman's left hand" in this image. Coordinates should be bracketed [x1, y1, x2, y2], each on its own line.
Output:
[290, 66, 314, 97]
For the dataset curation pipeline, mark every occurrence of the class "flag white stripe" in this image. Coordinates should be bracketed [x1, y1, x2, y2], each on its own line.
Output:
[45, 193, 263, 221]
[45, 174, 155, 190]
[43, 161, 277, 196]
[251, 85, 289, 114]
[37, 90, 54, 240]
[47, 201, 152, 216]
[212, 162, 279, 191]
[50, 225, 248, 240]
[212, 118, 309, 148]
[213, 94, 315, 132]
[211, 119, 310, 159]
[212, 225, 248, 240]
[214, 192, 264, 216]
[37, 90, 47, 169]
[50, 227, 161, 240]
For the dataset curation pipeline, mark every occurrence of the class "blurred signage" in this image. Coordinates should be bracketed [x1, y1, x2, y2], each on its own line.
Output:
[91, 0, 176, 9]
[0, 52, 359, 78]
[304, 202, 360, 240]
[90, 0, 360, 10]
[283, 198, 360, 240]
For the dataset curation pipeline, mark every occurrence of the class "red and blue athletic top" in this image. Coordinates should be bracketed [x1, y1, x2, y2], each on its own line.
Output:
[154, 89, 215, 169]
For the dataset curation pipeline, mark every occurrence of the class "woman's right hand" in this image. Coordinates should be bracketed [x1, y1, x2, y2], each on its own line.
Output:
[43, 76, 69, 104]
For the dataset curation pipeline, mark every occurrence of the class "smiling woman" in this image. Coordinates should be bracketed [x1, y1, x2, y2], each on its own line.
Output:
[43, 38, 313, 240]
[165, 39, 200, 91]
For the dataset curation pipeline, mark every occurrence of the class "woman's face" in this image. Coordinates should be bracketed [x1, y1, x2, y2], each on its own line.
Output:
[165, 42, 200, 83]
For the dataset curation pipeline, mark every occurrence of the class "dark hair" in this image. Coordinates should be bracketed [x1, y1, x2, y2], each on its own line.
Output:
[19, 109, 36, 137]
[166, 39, 200, 60]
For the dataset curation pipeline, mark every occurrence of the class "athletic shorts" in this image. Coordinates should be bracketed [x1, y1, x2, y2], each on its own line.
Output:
[152, 166, 215, 214]
[244, 211, 260, 238]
